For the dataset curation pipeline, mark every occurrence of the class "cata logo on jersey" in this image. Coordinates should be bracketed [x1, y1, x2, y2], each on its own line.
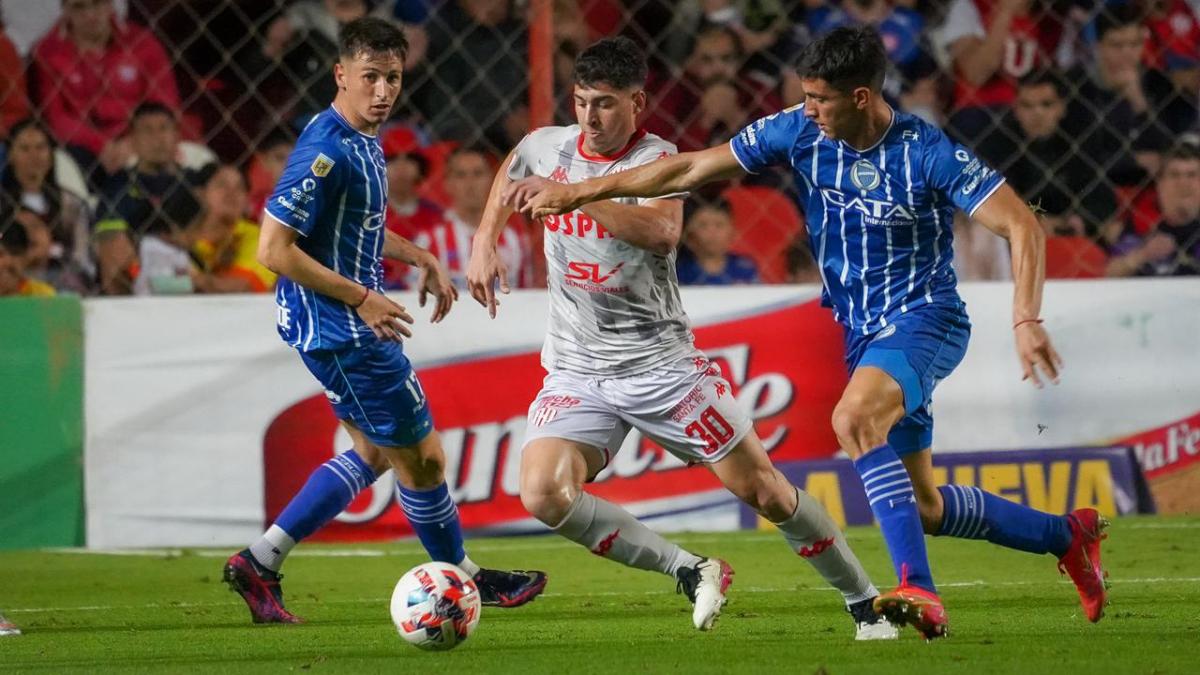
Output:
[261, 299, 849, 540]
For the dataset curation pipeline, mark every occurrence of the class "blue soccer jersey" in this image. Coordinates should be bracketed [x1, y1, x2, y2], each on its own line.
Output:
[730, 105, 1005, 335]
[266, 106, 389, 351]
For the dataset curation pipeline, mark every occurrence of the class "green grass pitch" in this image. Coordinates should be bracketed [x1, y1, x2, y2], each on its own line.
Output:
[2, 515, 1198, 673]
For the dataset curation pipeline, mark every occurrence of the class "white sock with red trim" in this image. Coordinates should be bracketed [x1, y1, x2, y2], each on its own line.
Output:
[552, 492, 701, 577]
[776, 488, 878, 605]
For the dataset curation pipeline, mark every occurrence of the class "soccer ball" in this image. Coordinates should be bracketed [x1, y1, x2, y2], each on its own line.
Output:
[390, 562, 481, 651]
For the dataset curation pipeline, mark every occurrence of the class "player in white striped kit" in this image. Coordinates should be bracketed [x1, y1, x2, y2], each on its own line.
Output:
[466, 37, 896, 639]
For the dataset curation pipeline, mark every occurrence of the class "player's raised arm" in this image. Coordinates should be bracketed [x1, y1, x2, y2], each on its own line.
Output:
[258, 214, 414, 342]
[506, 144, 745, 221]
[381, 230, 458, 323]
[970, 184, 1063, 388]
[467, 148, 519, 318]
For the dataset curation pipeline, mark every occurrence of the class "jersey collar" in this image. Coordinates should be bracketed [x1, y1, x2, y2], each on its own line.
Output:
[839, 105, 896, 154]
[328, 105, 378, 139]
[576, 129, 646, 162]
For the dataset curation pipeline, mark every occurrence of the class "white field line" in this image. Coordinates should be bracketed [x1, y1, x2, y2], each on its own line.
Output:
[8, 577, 1200, 614]
[37, 520, 1200, 558]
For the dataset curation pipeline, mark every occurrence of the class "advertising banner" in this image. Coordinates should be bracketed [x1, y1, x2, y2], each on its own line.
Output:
[83, 279, 1198, 548]
[739, 447, 1153, 529]
[0, 297, 84, 549]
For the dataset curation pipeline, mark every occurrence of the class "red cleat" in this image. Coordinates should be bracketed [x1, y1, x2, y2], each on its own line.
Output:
[1057, 508, 1110, 622]
[872, 566, 948, 640]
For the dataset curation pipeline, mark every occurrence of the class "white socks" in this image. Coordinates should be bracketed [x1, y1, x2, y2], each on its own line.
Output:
[249, 524, 297, 572]
[776, 488, 878, 605]
[553, 492, 702, 577]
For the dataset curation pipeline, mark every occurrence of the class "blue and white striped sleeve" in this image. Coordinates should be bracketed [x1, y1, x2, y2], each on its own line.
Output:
[922, 127, 1005, 217]
[729, 106, 805, 174]
[265, 141, 345, 237]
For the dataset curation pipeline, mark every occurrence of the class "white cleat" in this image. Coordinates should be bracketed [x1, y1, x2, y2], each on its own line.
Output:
[676, 557, 734, 631]
[855, 618, 900, 640]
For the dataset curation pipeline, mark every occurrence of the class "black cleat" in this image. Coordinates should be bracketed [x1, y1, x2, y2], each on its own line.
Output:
[472, 568, 548, 607]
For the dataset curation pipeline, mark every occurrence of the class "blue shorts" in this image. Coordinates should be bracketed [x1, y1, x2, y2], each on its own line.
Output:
[299, 339, 434, 448]
[843, 304, 971, 455]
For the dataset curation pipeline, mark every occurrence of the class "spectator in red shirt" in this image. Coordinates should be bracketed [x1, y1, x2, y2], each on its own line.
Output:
[937, 0, 1063, 144]
[380, 127, 443, 290]
[31, 0, 179, 179]
[0, 27, 30, 141]
[411, 146, 528, 290]
[1142, 0, 1200, 71]
[644, 25, 780, 153]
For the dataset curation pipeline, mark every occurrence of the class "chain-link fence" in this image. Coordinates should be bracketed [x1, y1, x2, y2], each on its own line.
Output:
[1, 0, 1198, 297]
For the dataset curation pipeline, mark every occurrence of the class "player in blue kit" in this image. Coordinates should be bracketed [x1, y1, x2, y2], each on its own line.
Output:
[223, 17, 545, 624]
[506, 26, 1109, 639]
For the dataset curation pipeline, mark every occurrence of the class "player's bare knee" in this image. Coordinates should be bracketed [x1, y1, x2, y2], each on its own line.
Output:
[519, 476, 577, 526]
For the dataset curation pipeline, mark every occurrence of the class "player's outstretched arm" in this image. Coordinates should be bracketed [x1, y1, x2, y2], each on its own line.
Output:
[504, 144, 747, 221]
[972, 184, 1064, 388]
[258, 214, 415, 342]
[467, 148, 519, 318]
[382, 230, 458, 323]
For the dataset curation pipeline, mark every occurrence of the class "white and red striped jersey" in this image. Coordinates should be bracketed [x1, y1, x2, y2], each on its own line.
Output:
[507, 124, 696, 377]
[410, 209, 529, 291]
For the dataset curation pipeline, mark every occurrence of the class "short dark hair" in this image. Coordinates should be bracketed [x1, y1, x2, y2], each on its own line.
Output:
[1018, 68, 1068, 99]
[0, 216, 30, 257]
[1163, 141, 1200, 167]
[339, 17, 408, 62]
[1094, 3, 1143, 42]
[446, 144, 495, 169]
[795, 26, 887, 92]
[684, 196, 732, 226]
[574, 37, 648, 90]
[131, 101, 176, 126]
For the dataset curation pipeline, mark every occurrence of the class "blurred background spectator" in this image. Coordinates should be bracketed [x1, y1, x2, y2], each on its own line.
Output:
[411, 145, 528, 290]
[1, 118, 93, 294]
[190, 163, 276, 293]
[1, 0, 1196, 297]
[677, 197, 759, 285]
[31, 0, 179, 182]
[0, 207, 55, 297]
[1106, 142, 1200, 276]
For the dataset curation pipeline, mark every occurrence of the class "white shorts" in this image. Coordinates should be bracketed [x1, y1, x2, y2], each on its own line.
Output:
[522, 355, 753, 469]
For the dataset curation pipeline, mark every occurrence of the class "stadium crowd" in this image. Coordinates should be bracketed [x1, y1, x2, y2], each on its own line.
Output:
[0, 0, 1198, 298]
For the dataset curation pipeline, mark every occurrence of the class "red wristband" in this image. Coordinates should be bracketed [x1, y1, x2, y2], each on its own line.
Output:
[1013, 318, 1044, 330]
[350, 285, 370, 308]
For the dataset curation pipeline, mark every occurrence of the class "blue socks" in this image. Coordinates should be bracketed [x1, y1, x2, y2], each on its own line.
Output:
[938, 485, 1072, 557]
[397, 482, 469, 569]
[251, 450, 377, 570]
[275, 450, 376, 541]
[855, 445, 936, 593]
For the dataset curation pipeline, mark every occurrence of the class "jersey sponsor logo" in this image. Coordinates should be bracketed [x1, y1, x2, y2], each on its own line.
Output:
[669, 383, 709, 423]
[276, 303, 291, 330]
[959, 156, 995, 197]
[275, 195, 310, 220]
[850, 160, 882, 191]
[311, 153, 335, 177]
[564, 261, 627, 293]
[874, 324, 897, 340]
[819, 188, 915, 225]
[323, 389, 343, 404]
[531, 395, 581, 427]
[902, 130, 919, 141]
[548, 166, 569, 183]
[363, 212, 385, 231]
[544, 211, 611, 239]
[301, 178, 317, 192]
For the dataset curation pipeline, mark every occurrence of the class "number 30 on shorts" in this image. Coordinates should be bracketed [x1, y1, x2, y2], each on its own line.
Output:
[684, 406, 735, 456]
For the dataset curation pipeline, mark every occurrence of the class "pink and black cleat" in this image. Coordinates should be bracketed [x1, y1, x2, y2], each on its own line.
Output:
[1057, 508, 1110, 622]
[223, 550, 302, 624]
